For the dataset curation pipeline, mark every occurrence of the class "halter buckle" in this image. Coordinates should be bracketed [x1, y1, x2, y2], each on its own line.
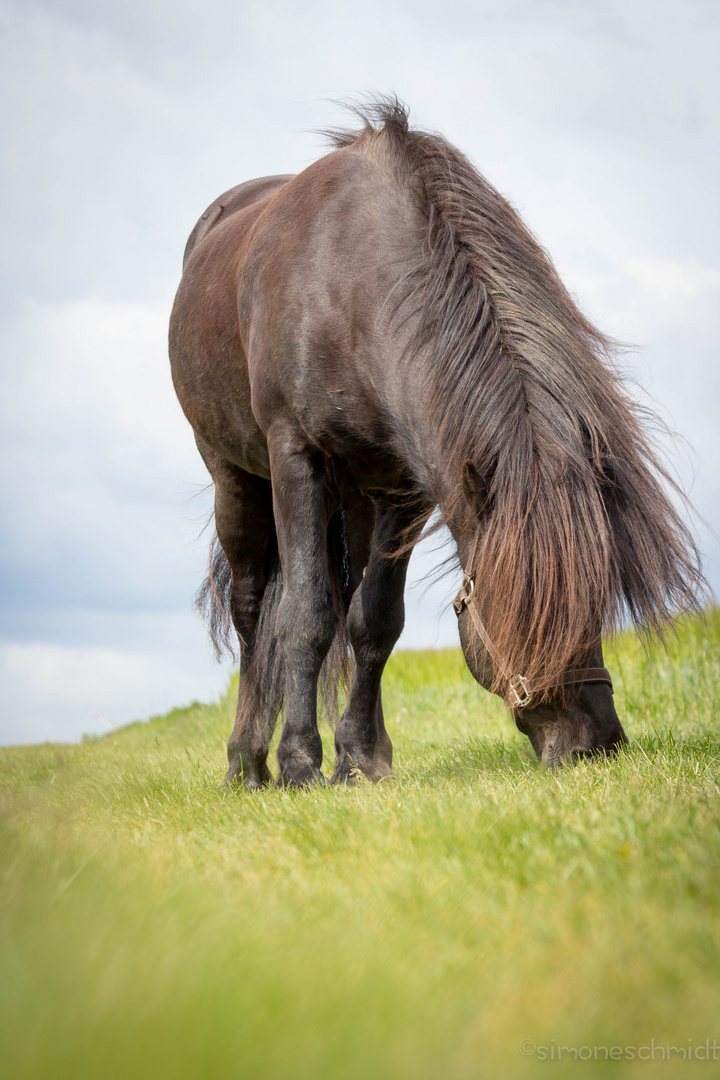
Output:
[508, 674, 532, 710]
[452, 573, 474, 614]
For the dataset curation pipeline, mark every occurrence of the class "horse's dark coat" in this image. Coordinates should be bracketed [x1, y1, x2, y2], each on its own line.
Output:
[169, 99, 702, 784]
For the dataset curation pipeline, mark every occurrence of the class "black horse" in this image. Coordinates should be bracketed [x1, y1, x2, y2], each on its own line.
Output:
[169, 99, 701, 786]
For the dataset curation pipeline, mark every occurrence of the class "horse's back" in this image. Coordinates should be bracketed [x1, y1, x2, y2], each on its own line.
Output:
[182, 174, 295, 266]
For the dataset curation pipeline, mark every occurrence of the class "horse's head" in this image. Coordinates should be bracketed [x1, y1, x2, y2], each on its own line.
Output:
[459, 600, 626, 768]
[456, 603, 627, 765]
[453, 460, 628, 766]
[513, 682, 628, 766]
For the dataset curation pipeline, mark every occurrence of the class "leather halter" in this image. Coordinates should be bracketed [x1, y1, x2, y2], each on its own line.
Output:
[453, 569, 613, 710]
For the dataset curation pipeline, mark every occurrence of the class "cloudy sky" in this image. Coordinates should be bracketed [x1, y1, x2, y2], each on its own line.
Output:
[1, 0, 718, 743]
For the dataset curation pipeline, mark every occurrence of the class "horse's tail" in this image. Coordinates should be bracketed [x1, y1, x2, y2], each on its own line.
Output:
[196, 511, 350, 749]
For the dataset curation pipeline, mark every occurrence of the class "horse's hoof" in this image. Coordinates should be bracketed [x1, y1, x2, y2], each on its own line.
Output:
[223, 767, 271, 791]
[275, 767, 327, 790]
[331, 752, 394, 785]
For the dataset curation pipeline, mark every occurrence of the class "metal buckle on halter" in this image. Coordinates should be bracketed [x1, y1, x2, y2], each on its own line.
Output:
[508, 674, 532, 710]
[453, 574, 474, 615]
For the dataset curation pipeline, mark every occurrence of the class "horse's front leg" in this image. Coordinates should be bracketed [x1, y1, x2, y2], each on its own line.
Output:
[269, 425, 337, 788]
[332, 503, 426, 784]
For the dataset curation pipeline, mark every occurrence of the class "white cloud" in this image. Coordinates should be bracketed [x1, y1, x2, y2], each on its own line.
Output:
[567, 256, 720, 457]
[625, 257, 720, 296]
[0, 633, 233, 743]
[0, 296, 212, 613]
[6, 296, 197, 481]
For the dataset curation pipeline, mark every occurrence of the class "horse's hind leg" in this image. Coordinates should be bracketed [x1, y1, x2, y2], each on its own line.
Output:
[198, 442, 277, 789]
[332, 502, 425, 784]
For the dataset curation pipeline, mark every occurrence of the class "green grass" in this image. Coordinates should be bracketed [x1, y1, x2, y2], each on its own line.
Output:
[1, 611, 719, 1079]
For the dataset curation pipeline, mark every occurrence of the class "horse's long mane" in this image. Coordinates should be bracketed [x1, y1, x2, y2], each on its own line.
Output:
[329, 97, 704, 694]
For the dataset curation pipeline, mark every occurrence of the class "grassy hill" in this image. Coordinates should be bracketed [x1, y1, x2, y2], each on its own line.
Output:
[1, 611, 719, 1079]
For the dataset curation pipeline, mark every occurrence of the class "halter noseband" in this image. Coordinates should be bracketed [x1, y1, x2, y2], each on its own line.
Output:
[453, 570, 613, 710]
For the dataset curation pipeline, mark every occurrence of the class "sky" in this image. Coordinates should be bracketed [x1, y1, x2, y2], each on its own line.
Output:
[1, 0, 718, 743]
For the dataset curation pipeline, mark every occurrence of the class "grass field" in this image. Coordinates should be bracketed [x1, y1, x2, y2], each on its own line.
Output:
[1, 611, 719, 1079]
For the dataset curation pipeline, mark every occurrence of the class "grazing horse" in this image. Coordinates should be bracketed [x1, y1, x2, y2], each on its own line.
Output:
[169, 99, 701, 785]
